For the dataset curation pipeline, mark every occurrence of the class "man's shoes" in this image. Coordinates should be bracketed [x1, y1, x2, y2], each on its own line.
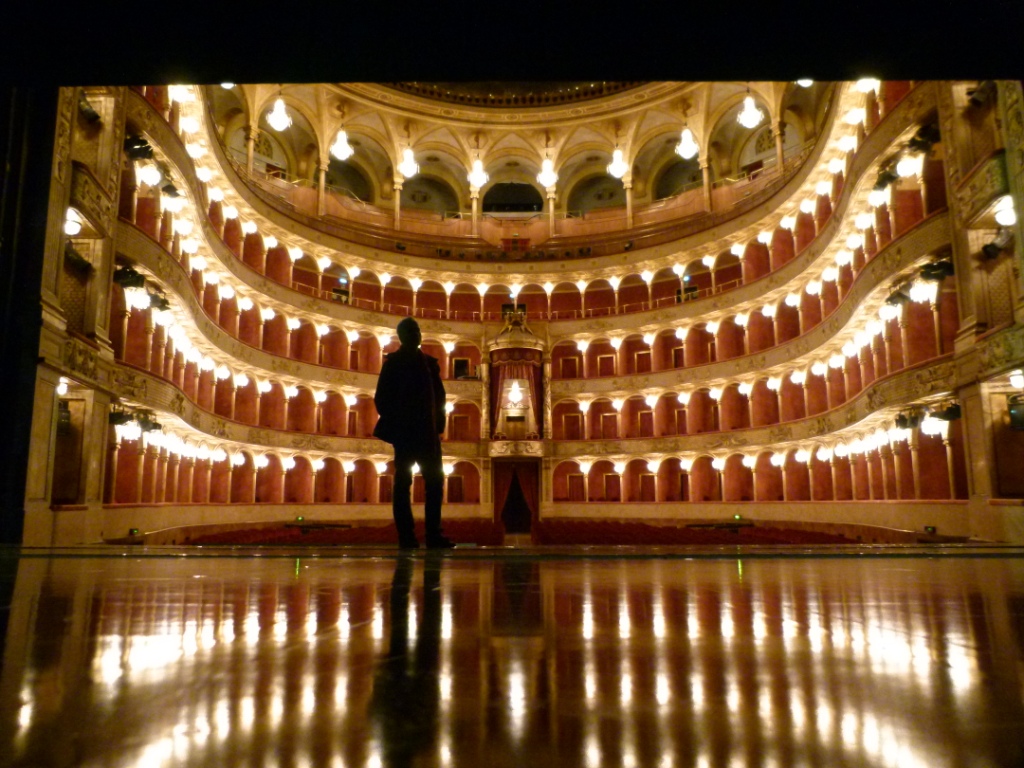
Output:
[398, 536, 419, 549]
[425, 534, 456, 549]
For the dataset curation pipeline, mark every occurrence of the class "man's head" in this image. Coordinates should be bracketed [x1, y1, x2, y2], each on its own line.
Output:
[396, 317, 421, 348]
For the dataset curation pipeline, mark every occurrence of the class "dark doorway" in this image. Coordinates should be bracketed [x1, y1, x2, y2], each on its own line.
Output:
[501, 472, 530, 533]
[493, 460, 539, 536]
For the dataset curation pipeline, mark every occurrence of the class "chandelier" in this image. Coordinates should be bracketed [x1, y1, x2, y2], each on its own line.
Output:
[537, 157, 558, 188]
[607, 148, 629, 178]
[737, 93, 764, 129]
[266, 98, 292, 132]
[467, 157, 489, 188]
[676, 127, 699, 159]
[398, 147, 419, 179]
[330, 129, 354, 160]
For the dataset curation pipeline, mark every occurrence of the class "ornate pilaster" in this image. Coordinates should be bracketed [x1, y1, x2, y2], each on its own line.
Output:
[996, 80, 1024, 318]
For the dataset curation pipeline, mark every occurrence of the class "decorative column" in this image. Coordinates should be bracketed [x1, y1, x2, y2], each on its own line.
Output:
[879, 449, 890, 499]
[133, 440, 145, 504]
[393, 179, 403, 230]
[773, 120, 786, 173]
[899, 315, 911, 370]
[546, 186, 557, 235]
[246, 124, 258, 174]
[470, 188, 480, 238]
[143, 308, 156, 371]
[909, 428, 921, 499]
[700, 155, 712, 212]
[165, 453, 180, 502]
[893, 442, 905, 500]
[179, 457, 194, 505]
[543, 358, 553, 440]
[155, 448, 168, 503]
[199, 459, 212, 504]
[480, 363, 490, 439]
[105, 434, 120, 504]
[943, 432, 956, 499]
[317, 156, 328, 216]
[623, 175, 634, 229]
[579, 401, 591, 440]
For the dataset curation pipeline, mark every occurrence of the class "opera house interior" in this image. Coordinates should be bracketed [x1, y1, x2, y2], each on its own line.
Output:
[1, 65, 1024, 767]
[13, 78, 1024, 547]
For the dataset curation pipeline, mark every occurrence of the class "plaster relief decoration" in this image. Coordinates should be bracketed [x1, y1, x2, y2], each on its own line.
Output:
[955, 154, 1008, 224]
[71, 162, 114, 236]
[62, 338, 98, 380]
[489, 441, 544, 457]
[52, 88, 75, 185]
[112, 369, 148, 400]
[979, 324, 1024, 373]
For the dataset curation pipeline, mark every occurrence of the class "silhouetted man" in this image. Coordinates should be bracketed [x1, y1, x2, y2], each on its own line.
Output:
[373, 317, 454, 549]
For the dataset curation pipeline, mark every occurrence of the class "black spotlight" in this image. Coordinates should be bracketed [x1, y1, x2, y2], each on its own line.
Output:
[108, 411, 132, 426]
[982, 228, 1014, 260]
[78, 94, 101, 123]
[885, 289, 910, 306]
[874, 167, 899, 190]
[919, 259, 954, 281]
[149, 294, 171, 311]
[967, 80, 997, 109]
[161, 183, 180, 197]
[123, 135, 153, 159]
[113, 265, 146, 288]
[933, 403, 961, 421]
[623, 241, 633, 251]
[908, 122, 940, 154]
[395, 242, 406, 251]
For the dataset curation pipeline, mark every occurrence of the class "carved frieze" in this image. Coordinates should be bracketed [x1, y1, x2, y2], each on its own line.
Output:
[52, 87, 75, 186]
[953, 153, 1009, 224]
[489, 441, 544, 457]
[111, 368, 149, 400]
[71, 162, 114, 236]
[106, 88, 128, 195]
[976, 323, 1024, 374]
[124, 89, 158, 135]
[62, 338, 98, 380]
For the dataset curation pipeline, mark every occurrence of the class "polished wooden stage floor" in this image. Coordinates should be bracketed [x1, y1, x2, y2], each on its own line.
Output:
[1, 544, 1023, 767]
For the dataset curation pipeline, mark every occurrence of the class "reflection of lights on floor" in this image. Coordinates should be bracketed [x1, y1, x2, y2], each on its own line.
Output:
[334, 676, 347, 710]
[442, 599, 453, 639]
[509, 667, 527, 718]
[721, 611, 734, 639]
[372, 608, 383, 641]
[687, 594, 699, 637]
[656, 672, 670, 706]
[17, 699, 32, 729]
[726, 682, 739, 713]
[302, 684, 316, 715]
[340, 605, 350, 639]
[214, 699, 230, 737]
[240, 696, 255, 729]
[582, 601, 594, 640]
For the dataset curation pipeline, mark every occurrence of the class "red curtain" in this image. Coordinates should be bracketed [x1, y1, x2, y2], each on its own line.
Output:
[492, 460, 541, 526]
[492, 461, 516, 526]
[492, 358, 541, 436]
[516, 461, 539, 520]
